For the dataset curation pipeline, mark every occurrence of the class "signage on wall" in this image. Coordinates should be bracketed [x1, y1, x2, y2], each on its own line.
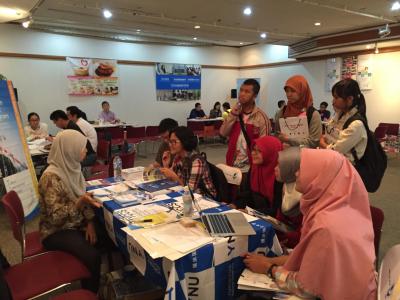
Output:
[357, 54, 373, 90]
[67, 57, 119, 96]
[341, 56, 358, 80]
[155, 63, 201, 101]
[0, 80, 39, 219]
[325, 57, 341, 92]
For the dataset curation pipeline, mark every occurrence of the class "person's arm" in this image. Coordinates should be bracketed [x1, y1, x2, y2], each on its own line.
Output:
[189, 109, 196, 119]
[256, 111, 271, 137]
[272, 267, 316, 299]
[326, 120, 365, 154]
[219, 104, 240, 137]
[287, 111, 322, 148]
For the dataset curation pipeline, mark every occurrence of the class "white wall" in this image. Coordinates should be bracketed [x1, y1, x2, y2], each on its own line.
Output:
[0, 24, 239, 134]
[239, 45, 400, 129]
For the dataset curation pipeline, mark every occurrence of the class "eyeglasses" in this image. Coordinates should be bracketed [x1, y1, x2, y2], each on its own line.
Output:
[169, 139, 180, 145]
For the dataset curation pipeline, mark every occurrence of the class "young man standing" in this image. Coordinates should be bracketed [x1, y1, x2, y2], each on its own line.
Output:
[220, 79, 270, 174]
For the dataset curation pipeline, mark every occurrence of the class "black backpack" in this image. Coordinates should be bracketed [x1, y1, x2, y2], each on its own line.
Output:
[343, 114, 387, 193]
[186, 152, 230, 203]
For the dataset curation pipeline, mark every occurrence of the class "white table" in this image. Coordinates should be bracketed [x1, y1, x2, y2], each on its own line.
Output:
[93, 122, 136, 129]
[187, 117, 223, 122]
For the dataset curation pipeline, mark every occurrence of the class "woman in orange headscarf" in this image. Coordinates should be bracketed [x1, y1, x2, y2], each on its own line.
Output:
[275, 75, 322, 148]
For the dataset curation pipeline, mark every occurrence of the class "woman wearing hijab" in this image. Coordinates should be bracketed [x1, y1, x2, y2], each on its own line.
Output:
[232, 136, 283, 215]
[38, 130, 103, 292]
[275, 75, 322, 148]
[275, 147, 303, 249]
[243, 148, 376, 300]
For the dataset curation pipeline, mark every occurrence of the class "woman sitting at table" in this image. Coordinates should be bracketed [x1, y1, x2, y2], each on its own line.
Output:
[38, 130, 109, 292]
[209, 101, 222, 118]
[275, 75, 321, 148]
[231, 136, 283, 216]
[242, 148, 376, 300]
[160, 126, 217, 199]
[24, 112, 49, 141]
[319, 79, 368, 164]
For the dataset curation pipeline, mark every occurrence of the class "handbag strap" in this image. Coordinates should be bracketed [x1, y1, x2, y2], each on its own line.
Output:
[238, 114, 252, 150]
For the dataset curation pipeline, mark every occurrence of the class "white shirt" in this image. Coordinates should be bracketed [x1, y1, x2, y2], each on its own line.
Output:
[76, 118, 98, 152]
[326, 108, 368, 163]
[24, 122, 49, 141]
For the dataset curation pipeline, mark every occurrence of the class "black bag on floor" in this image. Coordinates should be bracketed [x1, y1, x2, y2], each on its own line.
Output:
[343, 114, 387, 193]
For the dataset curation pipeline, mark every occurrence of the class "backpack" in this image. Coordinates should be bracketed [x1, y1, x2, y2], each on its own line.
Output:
[343, 113, 387, 193]
[186, 152, 230, 203]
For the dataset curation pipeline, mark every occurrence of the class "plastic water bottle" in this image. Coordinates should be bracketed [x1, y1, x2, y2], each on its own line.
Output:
[182, 186, 193, 217]
[113, 155, 122, 181]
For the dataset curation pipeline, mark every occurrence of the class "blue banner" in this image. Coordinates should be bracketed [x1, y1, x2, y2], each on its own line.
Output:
[156, 75, 201, 90]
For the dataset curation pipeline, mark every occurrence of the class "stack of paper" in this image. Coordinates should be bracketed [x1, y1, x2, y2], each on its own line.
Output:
[238, 268, 283, 292]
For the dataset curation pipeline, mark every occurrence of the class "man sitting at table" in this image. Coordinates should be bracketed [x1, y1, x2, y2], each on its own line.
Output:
[98, 101, 119, 123]
[188, 103, 206, 119]
[49, 110, 97, 167]
[67, 106, 98, 154]
[24, 112, 49, 141]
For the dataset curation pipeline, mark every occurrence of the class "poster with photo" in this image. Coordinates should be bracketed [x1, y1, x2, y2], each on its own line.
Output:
[326, 58, 341, 91]
[0, 80, 38, 218]
[357, 54, 373, 90]
[155, 63, 201, 101]
[341, 56, 358, 80]
[67, 57, 118, 96]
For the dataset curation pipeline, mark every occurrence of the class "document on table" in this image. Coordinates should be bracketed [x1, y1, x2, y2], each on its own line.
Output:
[141, 222, 213, 254]
[238, 268, 285, 292]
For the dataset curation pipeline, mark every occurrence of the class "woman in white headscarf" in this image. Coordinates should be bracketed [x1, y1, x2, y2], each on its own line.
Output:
[38, 130, 102, 292]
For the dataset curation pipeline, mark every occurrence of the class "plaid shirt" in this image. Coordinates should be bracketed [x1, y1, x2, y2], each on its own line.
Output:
[172, 153, 217, 199]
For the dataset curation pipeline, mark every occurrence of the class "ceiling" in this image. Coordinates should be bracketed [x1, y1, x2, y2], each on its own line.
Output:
[1, 0, 400, 47]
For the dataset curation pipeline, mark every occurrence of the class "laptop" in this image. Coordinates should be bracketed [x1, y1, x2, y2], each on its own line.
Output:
[186, 183, 255, 237]
[200, 212, 256, 237]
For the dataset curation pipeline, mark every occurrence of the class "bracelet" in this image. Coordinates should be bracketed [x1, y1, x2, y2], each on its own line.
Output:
[267, 264, 277, 279]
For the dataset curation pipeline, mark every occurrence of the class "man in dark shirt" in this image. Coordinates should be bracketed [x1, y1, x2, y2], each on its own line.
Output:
[318, 101, 331, 121]
[49, 110, 97, 167]
[189, 103, 206, 119]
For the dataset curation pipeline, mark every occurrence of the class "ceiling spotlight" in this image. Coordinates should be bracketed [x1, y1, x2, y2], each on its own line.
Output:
[194, 25, 200, 29]
[374, 43, 379, 54]
[314, 22, 321, 26]
[103, 9, 112, 19]
[22, 20, 31, 28]
[366, 45, 371, 49]
[239, 42, 244, 45]
[243, 7, 252, 15]
[193, 37, 197, 40]
[136, 29, 141, 32]
[260, 32, 267, 39]
[391, 1, 400, 10]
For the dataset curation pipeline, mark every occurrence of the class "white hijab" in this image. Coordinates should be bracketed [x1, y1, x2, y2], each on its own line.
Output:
[44, 130, 87, 199]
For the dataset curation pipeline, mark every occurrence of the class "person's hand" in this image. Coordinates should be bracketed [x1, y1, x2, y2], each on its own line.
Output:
[319, 135, 328, 149]
[46, 136, 54, 142]
[159, 168, 179, 182]
[241, 253, 273, 274]
[85, 221, 97, 245]
[77, 193, 102, 210]
[278, 133, 289, 143]
[162, 151, 171, 168]
[231, 103, 241, 116]
[228, 203, 237, 209]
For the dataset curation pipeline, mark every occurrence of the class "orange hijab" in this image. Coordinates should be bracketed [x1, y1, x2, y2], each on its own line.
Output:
[283, 75, 313, 118]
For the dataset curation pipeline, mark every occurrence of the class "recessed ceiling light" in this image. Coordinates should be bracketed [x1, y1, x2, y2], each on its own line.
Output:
[194, 25, 200, 29]
[22, 20, 31, 28]
[0, 7, 19, 16]
[366, 45, 371, 49]
[103, 9, 112, 19]
[243, 7, 252, 15]
[239, 42, 244, 45]
[391, 1, 400, 10]
[260, 32, 267, 39]
[193, 37, 197, 40]
[136, 29, 141, 32]
[314, 22, 321, 26]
